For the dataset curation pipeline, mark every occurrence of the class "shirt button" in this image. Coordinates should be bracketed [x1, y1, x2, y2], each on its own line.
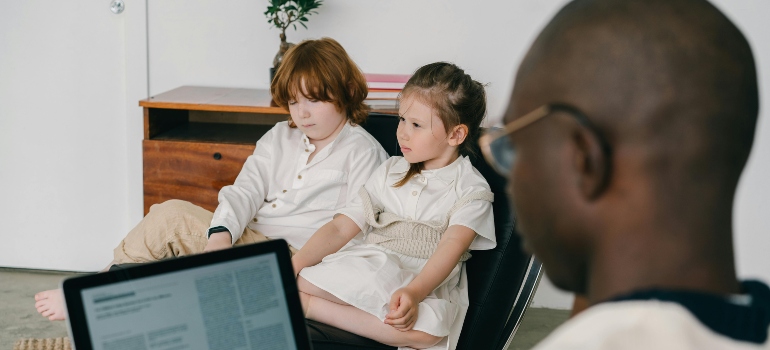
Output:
[305, 149, 309, 152]
[421, 177, 426, 182]
[282, 189, 287, 193]
[411, 191, 417, 196]
[298, 175, 302, 179]
[272, 204, 276, 208]
[252, 218, 258, 223]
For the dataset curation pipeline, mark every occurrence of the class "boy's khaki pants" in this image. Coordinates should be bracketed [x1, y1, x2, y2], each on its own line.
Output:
[112, 199, 297, 266]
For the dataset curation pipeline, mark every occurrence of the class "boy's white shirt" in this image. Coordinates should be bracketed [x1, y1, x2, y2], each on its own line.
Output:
[210, 121, 389, 249]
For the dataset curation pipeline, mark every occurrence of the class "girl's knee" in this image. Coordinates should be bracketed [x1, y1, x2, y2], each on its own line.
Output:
[298, 292, 311, 317]
[296, 276, 315, 293]
[408, 331, 442, 349]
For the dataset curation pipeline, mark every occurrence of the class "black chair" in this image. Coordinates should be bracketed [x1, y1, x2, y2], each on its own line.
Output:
[308, 113, 543, 350]
[358, 113, 403, 157]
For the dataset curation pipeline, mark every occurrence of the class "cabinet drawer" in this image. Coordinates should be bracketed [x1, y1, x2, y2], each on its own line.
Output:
[143, 140, 255, 214]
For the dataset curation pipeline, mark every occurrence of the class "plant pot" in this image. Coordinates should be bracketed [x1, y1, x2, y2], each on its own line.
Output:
[271, 33, 295, 82]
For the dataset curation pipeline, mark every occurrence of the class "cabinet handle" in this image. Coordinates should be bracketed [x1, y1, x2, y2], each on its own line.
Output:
[213, 152, 222, 160]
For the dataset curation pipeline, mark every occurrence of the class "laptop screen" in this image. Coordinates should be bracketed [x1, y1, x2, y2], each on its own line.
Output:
[63, 240, 310, 350]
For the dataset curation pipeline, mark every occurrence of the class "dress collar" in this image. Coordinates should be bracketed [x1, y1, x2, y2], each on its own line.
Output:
[388, 156, 465, 185]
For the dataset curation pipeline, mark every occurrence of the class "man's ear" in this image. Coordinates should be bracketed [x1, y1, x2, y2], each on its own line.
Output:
[448, 124, 469, 146]
[570, 125, 611, 199]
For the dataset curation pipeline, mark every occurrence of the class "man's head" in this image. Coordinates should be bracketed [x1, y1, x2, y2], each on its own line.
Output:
[504, 0, 758, 297]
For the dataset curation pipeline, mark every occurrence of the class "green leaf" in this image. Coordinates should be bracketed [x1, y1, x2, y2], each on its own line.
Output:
[266, 0, 322, 31]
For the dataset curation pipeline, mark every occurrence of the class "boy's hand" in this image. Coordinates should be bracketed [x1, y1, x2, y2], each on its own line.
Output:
[384, 287, 419, 331]
[203, 231, 233, 252]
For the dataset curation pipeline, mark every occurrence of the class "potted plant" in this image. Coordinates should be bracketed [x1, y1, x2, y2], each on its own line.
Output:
[265, 0, 323, 80]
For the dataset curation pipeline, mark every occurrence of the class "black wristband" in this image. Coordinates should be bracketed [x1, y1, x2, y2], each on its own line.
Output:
[207, 226, 230, 238]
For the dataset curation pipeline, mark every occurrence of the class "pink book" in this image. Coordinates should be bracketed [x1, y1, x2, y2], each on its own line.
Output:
[364, 73, 412, 83]
[365, 73, 410, 90]
[366, 91, 400, 100]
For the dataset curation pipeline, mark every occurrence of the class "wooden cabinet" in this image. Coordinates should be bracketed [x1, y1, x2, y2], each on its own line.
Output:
[139, 86, 289, 214]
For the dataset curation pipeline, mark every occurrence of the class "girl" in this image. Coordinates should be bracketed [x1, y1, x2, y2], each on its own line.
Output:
[292, 62, 495, 350]
[34, 37, 389, 321]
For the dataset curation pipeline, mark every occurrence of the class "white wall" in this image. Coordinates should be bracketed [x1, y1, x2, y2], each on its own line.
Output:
[147, 0, 570, 123]
[0, 1, 146, 272]
[1, 0, 767, 310]
[714, 0, 770, 289]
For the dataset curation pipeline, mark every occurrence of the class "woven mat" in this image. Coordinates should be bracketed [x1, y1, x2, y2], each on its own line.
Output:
[13, 338, 72, 350]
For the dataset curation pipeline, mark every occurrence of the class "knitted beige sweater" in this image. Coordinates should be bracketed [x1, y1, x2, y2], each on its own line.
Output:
[360, 187, 493, 262]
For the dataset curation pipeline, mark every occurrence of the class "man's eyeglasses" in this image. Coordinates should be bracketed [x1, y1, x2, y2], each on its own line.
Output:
[479, 103, 611, 177]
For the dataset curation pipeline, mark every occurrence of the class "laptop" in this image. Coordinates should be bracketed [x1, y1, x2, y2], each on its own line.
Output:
[62, 239, 312, 350]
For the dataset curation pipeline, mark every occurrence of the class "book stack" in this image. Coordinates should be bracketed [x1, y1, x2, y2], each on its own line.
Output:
[364, 73, 411, 114]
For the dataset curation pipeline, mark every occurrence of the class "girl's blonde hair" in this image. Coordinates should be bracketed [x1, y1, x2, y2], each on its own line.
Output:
[271, 37, 369, 126]
[394, 62, 487, 187]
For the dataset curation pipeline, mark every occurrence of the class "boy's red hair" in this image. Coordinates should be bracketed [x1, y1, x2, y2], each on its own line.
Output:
[271, 37, 369, 127]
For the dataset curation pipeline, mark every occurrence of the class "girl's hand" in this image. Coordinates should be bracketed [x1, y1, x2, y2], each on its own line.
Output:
[385, 288, 420, 331]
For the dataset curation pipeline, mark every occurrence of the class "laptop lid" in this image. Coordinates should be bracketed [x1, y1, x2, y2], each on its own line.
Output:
[62, 239, 311, 350]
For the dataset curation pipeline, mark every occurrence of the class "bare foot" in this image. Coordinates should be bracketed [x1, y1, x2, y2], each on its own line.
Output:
[34, 289, 67, 321]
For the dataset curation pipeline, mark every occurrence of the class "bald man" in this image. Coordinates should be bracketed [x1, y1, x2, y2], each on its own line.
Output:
[491, 0, 770, 348]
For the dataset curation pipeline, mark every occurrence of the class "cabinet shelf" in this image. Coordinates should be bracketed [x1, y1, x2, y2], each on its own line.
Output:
[140, 86, 396, 214]
[151, 122, 275, 145]
[140, 86, 290, 214]
[139, 86, 289, 114]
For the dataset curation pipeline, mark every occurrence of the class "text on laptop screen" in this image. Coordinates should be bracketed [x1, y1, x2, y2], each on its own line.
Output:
[79, 252, 298, 350]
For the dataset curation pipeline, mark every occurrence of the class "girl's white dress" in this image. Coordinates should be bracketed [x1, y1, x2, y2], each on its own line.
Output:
[299, 156, 496, 350]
